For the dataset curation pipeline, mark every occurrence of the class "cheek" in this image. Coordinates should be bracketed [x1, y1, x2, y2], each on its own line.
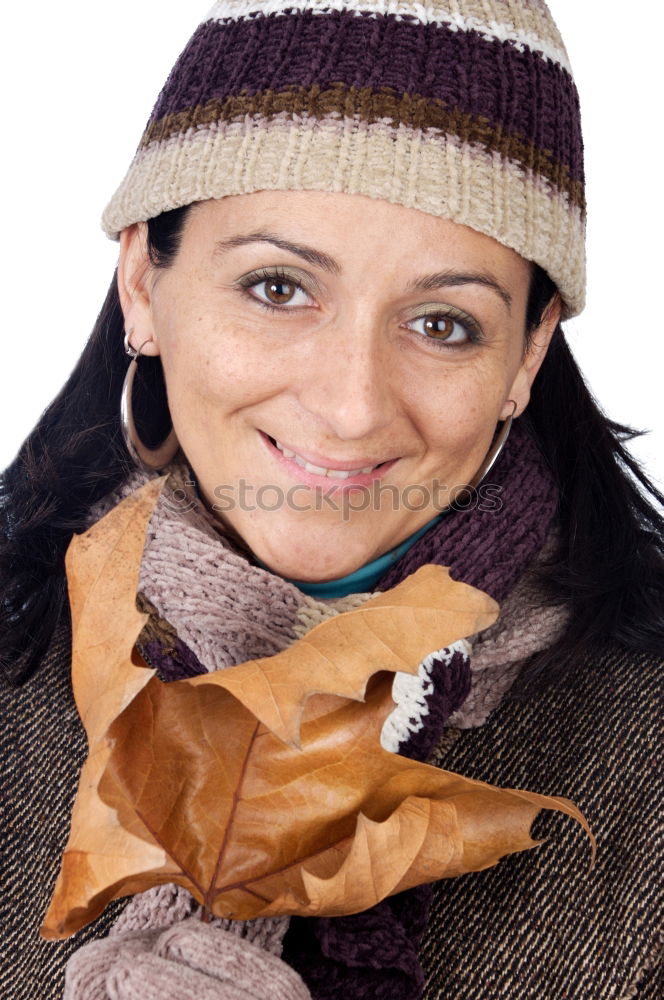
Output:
[407, 363, 510, 471]
[155, 295, 275, 417]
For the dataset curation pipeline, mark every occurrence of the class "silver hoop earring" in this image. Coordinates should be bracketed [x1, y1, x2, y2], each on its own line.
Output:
[121, 332, 180, 470]
[470, 399, 517, 489]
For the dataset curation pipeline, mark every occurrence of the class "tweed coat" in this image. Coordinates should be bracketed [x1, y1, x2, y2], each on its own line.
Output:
[1, 618, 661, 999]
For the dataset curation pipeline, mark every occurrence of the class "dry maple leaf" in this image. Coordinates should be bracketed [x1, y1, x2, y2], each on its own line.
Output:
[41, 477, 594, 940]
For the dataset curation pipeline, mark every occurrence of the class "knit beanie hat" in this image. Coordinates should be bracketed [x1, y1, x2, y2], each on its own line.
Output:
[102, 0, 586, 317]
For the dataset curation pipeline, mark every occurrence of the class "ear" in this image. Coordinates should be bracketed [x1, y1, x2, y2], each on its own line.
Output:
[117, 223, 161, 358]
[503, 293, 562, 419]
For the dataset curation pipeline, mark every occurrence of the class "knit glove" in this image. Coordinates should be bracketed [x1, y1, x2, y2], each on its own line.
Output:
[63, 916, 312, 1000]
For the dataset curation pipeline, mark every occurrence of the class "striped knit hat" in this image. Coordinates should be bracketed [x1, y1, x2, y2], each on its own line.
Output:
[102, 0, 586, 317]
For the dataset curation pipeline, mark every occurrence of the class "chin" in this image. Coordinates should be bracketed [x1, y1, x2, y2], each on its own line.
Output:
[262, 552, 360, 583]
[251, 529, 371, 583]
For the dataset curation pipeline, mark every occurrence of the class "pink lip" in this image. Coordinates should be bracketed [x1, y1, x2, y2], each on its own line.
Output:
[259, 431, 399, 490]
[261, 430, 395, 471]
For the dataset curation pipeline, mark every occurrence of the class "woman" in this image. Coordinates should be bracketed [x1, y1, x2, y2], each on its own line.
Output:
[1, 1, 662, 998]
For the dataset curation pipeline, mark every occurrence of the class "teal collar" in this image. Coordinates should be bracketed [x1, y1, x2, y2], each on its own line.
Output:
[255, 512, 444, 598]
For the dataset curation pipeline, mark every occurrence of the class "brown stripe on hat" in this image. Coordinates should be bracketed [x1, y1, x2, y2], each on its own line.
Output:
[139, 85, 585, 213]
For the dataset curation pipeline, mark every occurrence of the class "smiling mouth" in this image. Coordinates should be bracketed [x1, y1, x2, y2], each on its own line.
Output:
[264, 434, 392, 480]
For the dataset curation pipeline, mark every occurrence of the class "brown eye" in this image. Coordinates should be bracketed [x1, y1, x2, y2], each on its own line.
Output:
[238, 269, 315, 310]
[423, 316, 456, 340]
[406, 308, 480, 349]
[265, 280, 296, 305]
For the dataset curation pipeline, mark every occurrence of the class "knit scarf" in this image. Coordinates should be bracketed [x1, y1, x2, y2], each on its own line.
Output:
[84, 420, 567, 999]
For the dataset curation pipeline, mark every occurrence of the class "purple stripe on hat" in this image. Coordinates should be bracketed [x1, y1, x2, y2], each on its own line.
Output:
[149, 10, 583, 183]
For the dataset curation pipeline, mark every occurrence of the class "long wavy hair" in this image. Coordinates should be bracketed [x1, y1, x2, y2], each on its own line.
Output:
[1, 205, 663, 689]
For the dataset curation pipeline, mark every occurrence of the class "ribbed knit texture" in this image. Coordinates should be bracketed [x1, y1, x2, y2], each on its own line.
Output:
[111, 883, 289, 954]
[64, 919, 312, 1000]
[447, 528, 568, 728]
[102, 0, 586, 317]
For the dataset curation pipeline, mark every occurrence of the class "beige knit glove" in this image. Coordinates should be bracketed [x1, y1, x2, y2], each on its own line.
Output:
[63, 917, 312, 1000]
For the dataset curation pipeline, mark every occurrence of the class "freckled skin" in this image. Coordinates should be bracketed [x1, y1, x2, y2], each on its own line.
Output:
[118, 191, 559, 582]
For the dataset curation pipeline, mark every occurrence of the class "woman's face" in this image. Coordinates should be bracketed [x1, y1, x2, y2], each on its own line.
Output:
[119, 191, 559, 581]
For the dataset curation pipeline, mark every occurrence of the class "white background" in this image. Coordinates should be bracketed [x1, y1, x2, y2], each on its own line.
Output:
[1, 2, 662, 485]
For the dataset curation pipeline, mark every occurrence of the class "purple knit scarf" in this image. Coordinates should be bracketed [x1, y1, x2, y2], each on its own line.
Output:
[141, 420, 558, 1000]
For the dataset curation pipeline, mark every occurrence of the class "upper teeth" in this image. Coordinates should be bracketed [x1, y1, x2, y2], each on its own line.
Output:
[273, 439, 378, 478]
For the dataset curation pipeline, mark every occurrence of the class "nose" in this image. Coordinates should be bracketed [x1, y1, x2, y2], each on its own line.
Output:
[296, 317, 398, 442]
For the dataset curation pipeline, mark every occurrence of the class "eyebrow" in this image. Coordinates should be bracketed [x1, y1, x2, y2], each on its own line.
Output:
[213, 231, 512, 311]
[405, 270, 513, 311]
[214, 230, 341, 274]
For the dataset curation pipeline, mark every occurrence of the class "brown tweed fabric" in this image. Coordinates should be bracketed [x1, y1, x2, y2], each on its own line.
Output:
[2, 623, 661, 998]
[0, 618, 126, 997]
[421, 642, 663, 999]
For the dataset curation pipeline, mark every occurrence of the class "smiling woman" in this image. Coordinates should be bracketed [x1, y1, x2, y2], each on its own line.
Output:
[1, 2, 663, 999]
[118, 193, 555, 582]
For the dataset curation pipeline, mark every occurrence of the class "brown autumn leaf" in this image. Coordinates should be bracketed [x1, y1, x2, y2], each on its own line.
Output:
[41, 477, 593, 940]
